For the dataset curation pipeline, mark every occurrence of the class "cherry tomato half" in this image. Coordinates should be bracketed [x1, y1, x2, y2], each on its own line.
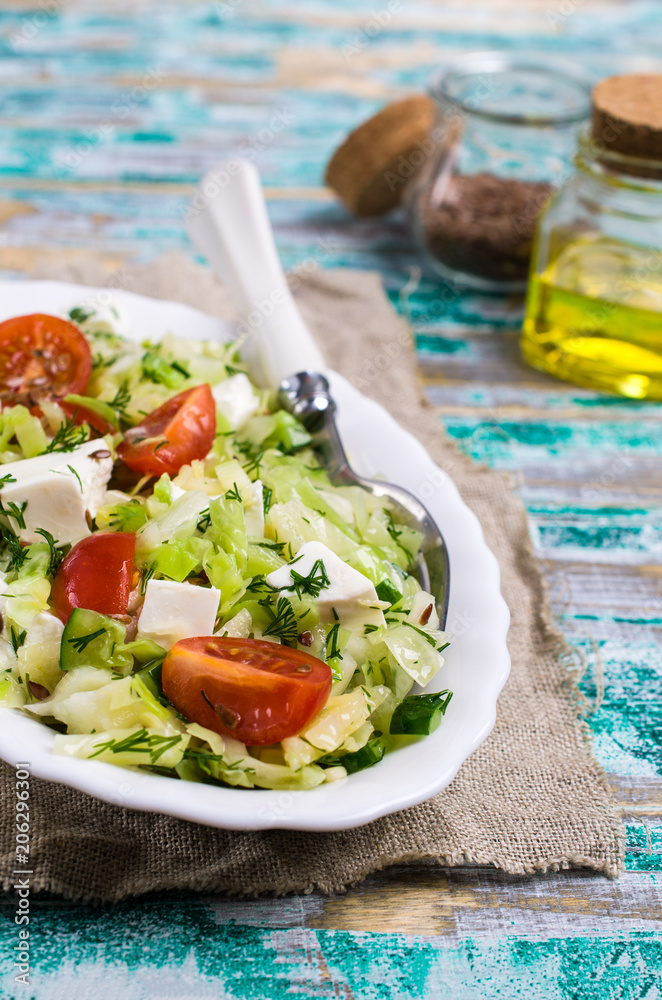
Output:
[51, 532, 136, 624]
[0, 314, 92, 401]
[162, 637, 332, 746]
[116, 384, 216, 477]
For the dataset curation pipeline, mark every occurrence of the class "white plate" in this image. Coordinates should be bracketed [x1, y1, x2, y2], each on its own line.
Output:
[0, 280, 510, 831]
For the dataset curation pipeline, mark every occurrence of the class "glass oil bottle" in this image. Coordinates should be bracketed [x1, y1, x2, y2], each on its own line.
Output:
[522, 74, 662, 398]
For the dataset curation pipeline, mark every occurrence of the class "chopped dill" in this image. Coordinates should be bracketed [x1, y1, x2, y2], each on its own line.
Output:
[88, 728, 182, 763]
[324, 623, 343, 662]
[234, 438, 265, 477]
[109, 381, 131, 418]
[140, 565, 156, 596]
[197, 509, 212, 533]
[254, 540, 288, 555]
[67, 627, 107, 653]
[0, 526, 28, 572]
[403, 621, 450, 654]
[34, 528, 64, 577]
[0, 500, 27, 530]
[260, 596, 299, 646]
[43, 413, 88, 453]
[283, 558, 330, 600]
[224, 482, 242, 503]
[9, 625, 27, 655]
[66, 464, 83, 494]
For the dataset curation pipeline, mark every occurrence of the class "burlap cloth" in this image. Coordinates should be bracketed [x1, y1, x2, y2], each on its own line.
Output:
[0, 255, 624, 902]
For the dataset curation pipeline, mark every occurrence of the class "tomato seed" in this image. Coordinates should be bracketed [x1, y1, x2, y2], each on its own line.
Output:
[205, 644, 226, 657]
[295, 663, 312, 673]
[28, 681, 50, 700]
[214, 703, 240, 729]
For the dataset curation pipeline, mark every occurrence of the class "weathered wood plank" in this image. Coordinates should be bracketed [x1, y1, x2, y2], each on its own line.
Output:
[1, 6, 662, 993]
[2, 864, 660, 1000]
[306, 866, 662, 937]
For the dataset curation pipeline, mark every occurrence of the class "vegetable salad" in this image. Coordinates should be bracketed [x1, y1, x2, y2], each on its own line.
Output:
[0, 305, 451, 791]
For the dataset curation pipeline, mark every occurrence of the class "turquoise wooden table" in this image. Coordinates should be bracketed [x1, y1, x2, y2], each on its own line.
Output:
[1, 1, 661, 996]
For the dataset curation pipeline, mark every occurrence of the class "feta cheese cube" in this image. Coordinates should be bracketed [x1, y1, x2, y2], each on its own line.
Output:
[136, 579, 221, 649]
[0, 439, 113, 545]
[266, 540, 386, 635]
[212, 374, 259, 429]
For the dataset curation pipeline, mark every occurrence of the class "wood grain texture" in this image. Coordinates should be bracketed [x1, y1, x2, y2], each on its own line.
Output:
[0, 0, 661, 996]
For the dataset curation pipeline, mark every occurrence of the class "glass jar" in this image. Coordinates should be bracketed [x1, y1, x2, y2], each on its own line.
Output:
[407, 53, 591, 292]
[522, 87, 662, 398]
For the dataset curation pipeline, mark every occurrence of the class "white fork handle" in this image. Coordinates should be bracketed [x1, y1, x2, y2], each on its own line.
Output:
[186, 158, 326, 388]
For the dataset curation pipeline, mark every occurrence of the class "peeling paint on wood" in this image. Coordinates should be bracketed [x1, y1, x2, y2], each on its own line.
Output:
[0, 0, 661, 994]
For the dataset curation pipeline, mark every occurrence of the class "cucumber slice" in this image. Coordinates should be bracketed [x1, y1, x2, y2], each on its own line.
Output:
[388, 689, 453, 736]
[375, 579, 401, 606]
[123, 640, 166, 665]
[135, 658, 165, 701]
[60, 608, 128, 672]
[322, 735, 386, 774]
[60, 610, 165, 674]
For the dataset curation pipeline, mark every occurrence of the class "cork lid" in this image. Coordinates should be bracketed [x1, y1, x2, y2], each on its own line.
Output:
[592, 74, 662, 165]
[325, 96, 436, 216]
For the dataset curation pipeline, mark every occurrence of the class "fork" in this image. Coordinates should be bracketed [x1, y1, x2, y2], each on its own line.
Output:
[187, 158, 450, 626]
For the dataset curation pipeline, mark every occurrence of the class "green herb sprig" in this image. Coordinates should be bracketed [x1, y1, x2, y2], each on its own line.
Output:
[88, 728, 182, 764]
[0, 500, 27, 531]
[224, 482, 242, 503]
[234, 439, 265, 477]
[284, 558, 330, 600]
[34, 528, 64, 578]
[260, 596, 299, 646]
[43, 413, 88, 453]
[67, 627, 107, 654]
[0, 525, 28, 572]
[197, 509, 212, 533]
[9, 625, 27, 655]
[403, 621, 450, 655]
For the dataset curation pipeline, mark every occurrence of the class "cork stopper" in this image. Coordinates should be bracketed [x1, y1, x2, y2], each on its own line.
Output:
[325, 96, 436, 216]
[592, 74, 662, 165]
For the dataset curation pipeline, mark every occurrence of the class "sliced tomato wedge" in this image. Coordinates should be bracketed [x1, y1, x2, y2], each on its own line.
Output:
[162, 637, 332, 745]
[0, 313, 92, 402]
[51, 532, 136, 624]
[116, 384, 216, 477]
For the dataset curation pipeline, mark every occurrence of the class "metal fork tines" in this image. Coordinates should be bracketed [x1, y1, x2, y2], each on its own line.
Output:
[278, 372, 450, 629]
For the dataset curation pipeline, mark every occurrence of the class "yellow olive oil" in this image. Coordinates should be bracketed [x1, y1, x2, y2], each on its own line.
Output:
[522, 236, 662, 399]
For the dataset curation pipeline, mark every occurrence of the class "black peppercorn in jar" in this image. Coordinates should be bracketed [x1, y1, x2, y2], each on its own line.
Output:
[407, 53, 591, 292]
